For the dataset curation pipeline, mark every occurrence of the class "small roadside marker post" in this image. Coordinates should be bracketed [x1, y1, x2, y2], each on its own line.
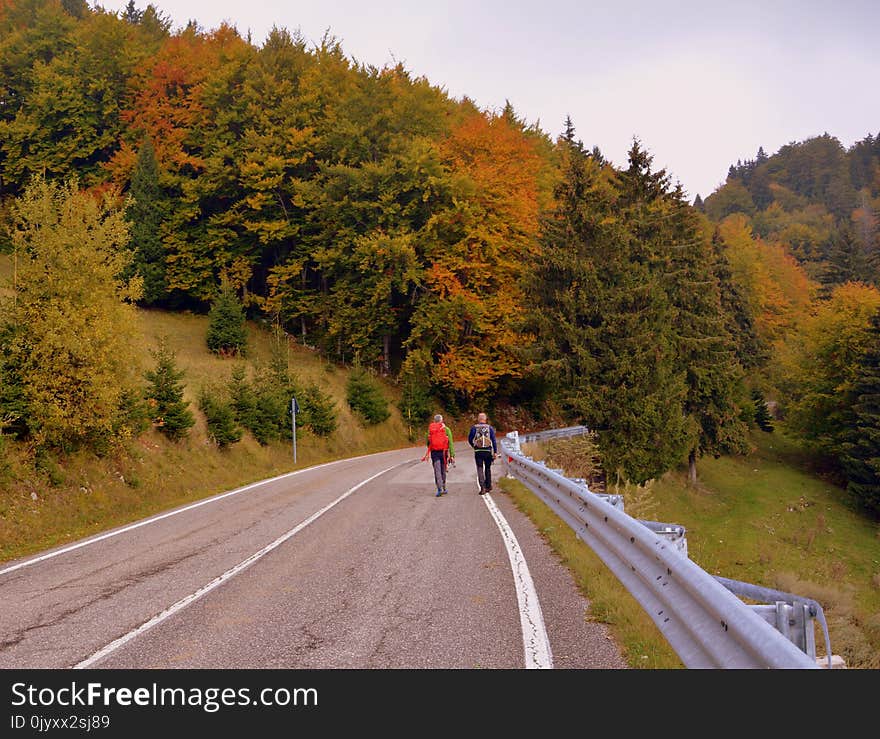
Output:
[291, 396, 300, 463]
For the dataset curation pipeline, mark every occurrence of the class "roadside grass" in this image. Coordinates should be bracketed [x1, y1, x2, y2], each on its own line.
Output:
[0, 302, 414, 565]
[654, 427, 880, 669]
[506, 427, 880, 669]
[500, 475, 683, 668]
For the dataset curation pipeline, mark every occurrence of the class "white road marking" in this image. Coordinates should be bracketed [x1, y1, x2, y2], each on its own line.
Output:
[0, 451, 403, 577]
[482, 493, 554, 669]
[74, 466, 397, 669]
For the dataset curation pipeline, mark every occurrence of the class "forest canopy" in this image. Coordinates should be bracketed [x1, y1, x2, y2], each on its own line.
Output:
[1, 1, 879, 512]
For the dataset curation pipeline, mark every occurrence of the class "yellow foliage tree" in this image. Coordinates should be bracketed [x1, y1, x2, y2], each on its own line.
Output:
[779, 282, 880, 446]
[718, 213, 815, 350]
[3, 176, 142, 449]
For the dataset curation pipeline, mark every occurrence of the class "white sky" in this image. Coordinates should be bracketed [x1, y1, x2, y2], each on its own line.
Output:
[98, 0, 880, 200]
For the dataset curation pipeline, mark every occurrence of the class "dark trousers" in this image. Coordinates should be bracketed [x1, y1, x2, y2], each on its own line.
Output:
[475, 451, 493, 491]
[431, 450, 448, 491]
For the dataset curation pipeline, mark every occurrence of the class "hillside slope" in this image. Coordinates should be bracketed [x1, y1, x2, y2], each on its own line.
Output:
[0, 271, 416, 563]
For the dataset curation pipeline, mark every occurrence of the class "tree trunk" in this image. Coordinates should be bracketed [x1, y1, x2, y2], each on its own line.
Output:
[688, 449, 698, 486]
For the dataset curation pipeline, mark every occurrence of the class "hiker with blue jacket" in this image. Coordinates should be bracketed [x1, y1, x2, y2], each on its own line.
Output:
[468, 412, 498, 495]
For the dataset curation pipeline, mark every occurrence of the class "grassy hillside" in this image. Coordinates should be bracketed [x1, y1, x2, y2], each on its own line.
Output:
[0, 269, 416, 564]
[507, 427, 880, 669]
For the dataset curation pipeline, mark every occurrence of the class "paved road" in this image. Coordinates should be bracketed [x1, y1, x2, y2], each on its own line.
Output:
[0, 445, 626, 669]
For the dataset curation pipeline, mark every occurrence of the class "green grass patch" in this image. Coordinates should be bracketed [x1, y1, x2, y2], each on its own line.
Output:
[655, 427, 880, 668]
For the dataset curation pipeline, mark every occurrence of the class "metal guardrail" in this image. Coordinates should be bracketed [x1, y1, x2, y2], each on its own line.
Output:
[503, 427, 829, 669]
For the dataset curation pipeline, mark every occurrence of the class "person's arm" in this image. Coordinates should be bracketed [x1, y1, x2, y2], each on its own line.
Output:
[445, 426, 455, 457]
[467, 426, 475, 448]
[490, 426, 498, 454]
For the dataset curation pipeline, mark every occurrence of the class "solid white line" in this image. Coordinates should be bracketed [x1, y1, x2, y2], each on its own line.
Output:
[481, 493, 553, 669]
[0, 451, 399, 577]
[74, 465, 396, 669]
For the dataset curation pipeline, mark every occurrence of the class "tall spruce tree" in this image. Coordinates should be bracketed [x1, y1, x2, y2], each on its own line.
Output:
[611, 140, 692, 482]
[615, 142, 749, 483]
[710, 227, 767, 370]
[661, 183, 750, 482]
[525, 130, 687, 483]
[126, 136, 167, 304]
[839, 309, 880, 513]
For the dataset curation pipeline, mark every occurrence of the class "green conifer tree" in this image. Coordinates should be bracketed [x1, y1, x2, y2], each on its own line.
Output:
[198, 387, 242, 448]
[657, 183, 750, 482]
[300, 383, 338, 436]
[126, 136, 167, 304]
[525, 135, 687, 483]
[752, 389, 774, 432]
[347, 368, 390, 425]
[607, 141, 691, 482]
[248, 372, 286, 444]
[839, 310, 880, 513]
[228, 364, 258, 431]
[206, 279, 247, 356]
[144, 339, 195, 441]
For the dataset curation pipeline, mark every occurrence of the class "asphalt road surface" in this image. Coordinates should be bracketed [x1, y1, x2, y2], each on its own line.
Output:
[0, 444, 626, 669]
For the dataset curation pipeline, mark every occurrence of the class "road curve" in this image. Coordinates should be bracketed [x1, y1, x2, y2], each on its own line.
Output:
[0, 444, 626, 669]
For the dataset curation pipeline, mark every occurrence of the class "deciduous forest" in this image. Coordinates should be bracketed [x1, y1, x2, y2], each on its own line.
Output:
[1, 0, 878, 515]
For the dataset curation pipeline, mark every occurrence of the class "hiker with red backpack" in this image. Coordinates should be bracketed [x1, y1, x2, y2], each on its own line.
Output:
[422, 414, 455, 497]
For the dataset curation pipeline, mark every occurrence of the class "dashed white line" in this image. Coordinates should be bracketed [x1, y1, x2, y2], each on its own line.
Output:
[481, 492, 554, 669]
[74, 466, 397, 669]
[0, 451, 397, 577]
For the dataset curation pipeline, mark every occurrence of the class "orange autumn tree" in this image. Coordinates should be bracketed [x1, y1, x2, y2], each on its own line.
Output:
[107, 26, 220, 181]
[107, 24, 254, 301]
[405, 110, 542, 403]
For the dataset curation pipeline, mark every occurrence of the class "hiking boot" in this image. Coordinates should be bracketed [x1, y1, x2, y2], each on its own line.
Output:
[436, 489, 442, 497]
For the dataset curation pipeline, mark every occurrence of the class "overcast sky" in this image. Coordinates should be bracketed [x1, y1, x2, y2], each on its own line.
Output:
[100, 0, 880, 200]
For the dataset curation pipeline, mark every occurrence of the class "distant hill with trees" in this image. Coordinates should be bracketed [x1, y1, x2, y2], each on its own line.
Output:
[701, 132, 880, 289]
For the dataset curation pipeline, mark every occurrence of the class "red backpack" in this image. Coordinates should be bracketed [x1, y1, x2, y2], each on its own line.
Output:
[428, 421, 449, 451]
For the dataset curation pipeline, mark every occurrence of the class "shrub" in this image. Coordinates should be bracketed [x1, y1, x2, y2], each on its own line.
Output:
[198, 387, 242, 448]
[299, 382, 338, 436]
[346, 369, 390, 425]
